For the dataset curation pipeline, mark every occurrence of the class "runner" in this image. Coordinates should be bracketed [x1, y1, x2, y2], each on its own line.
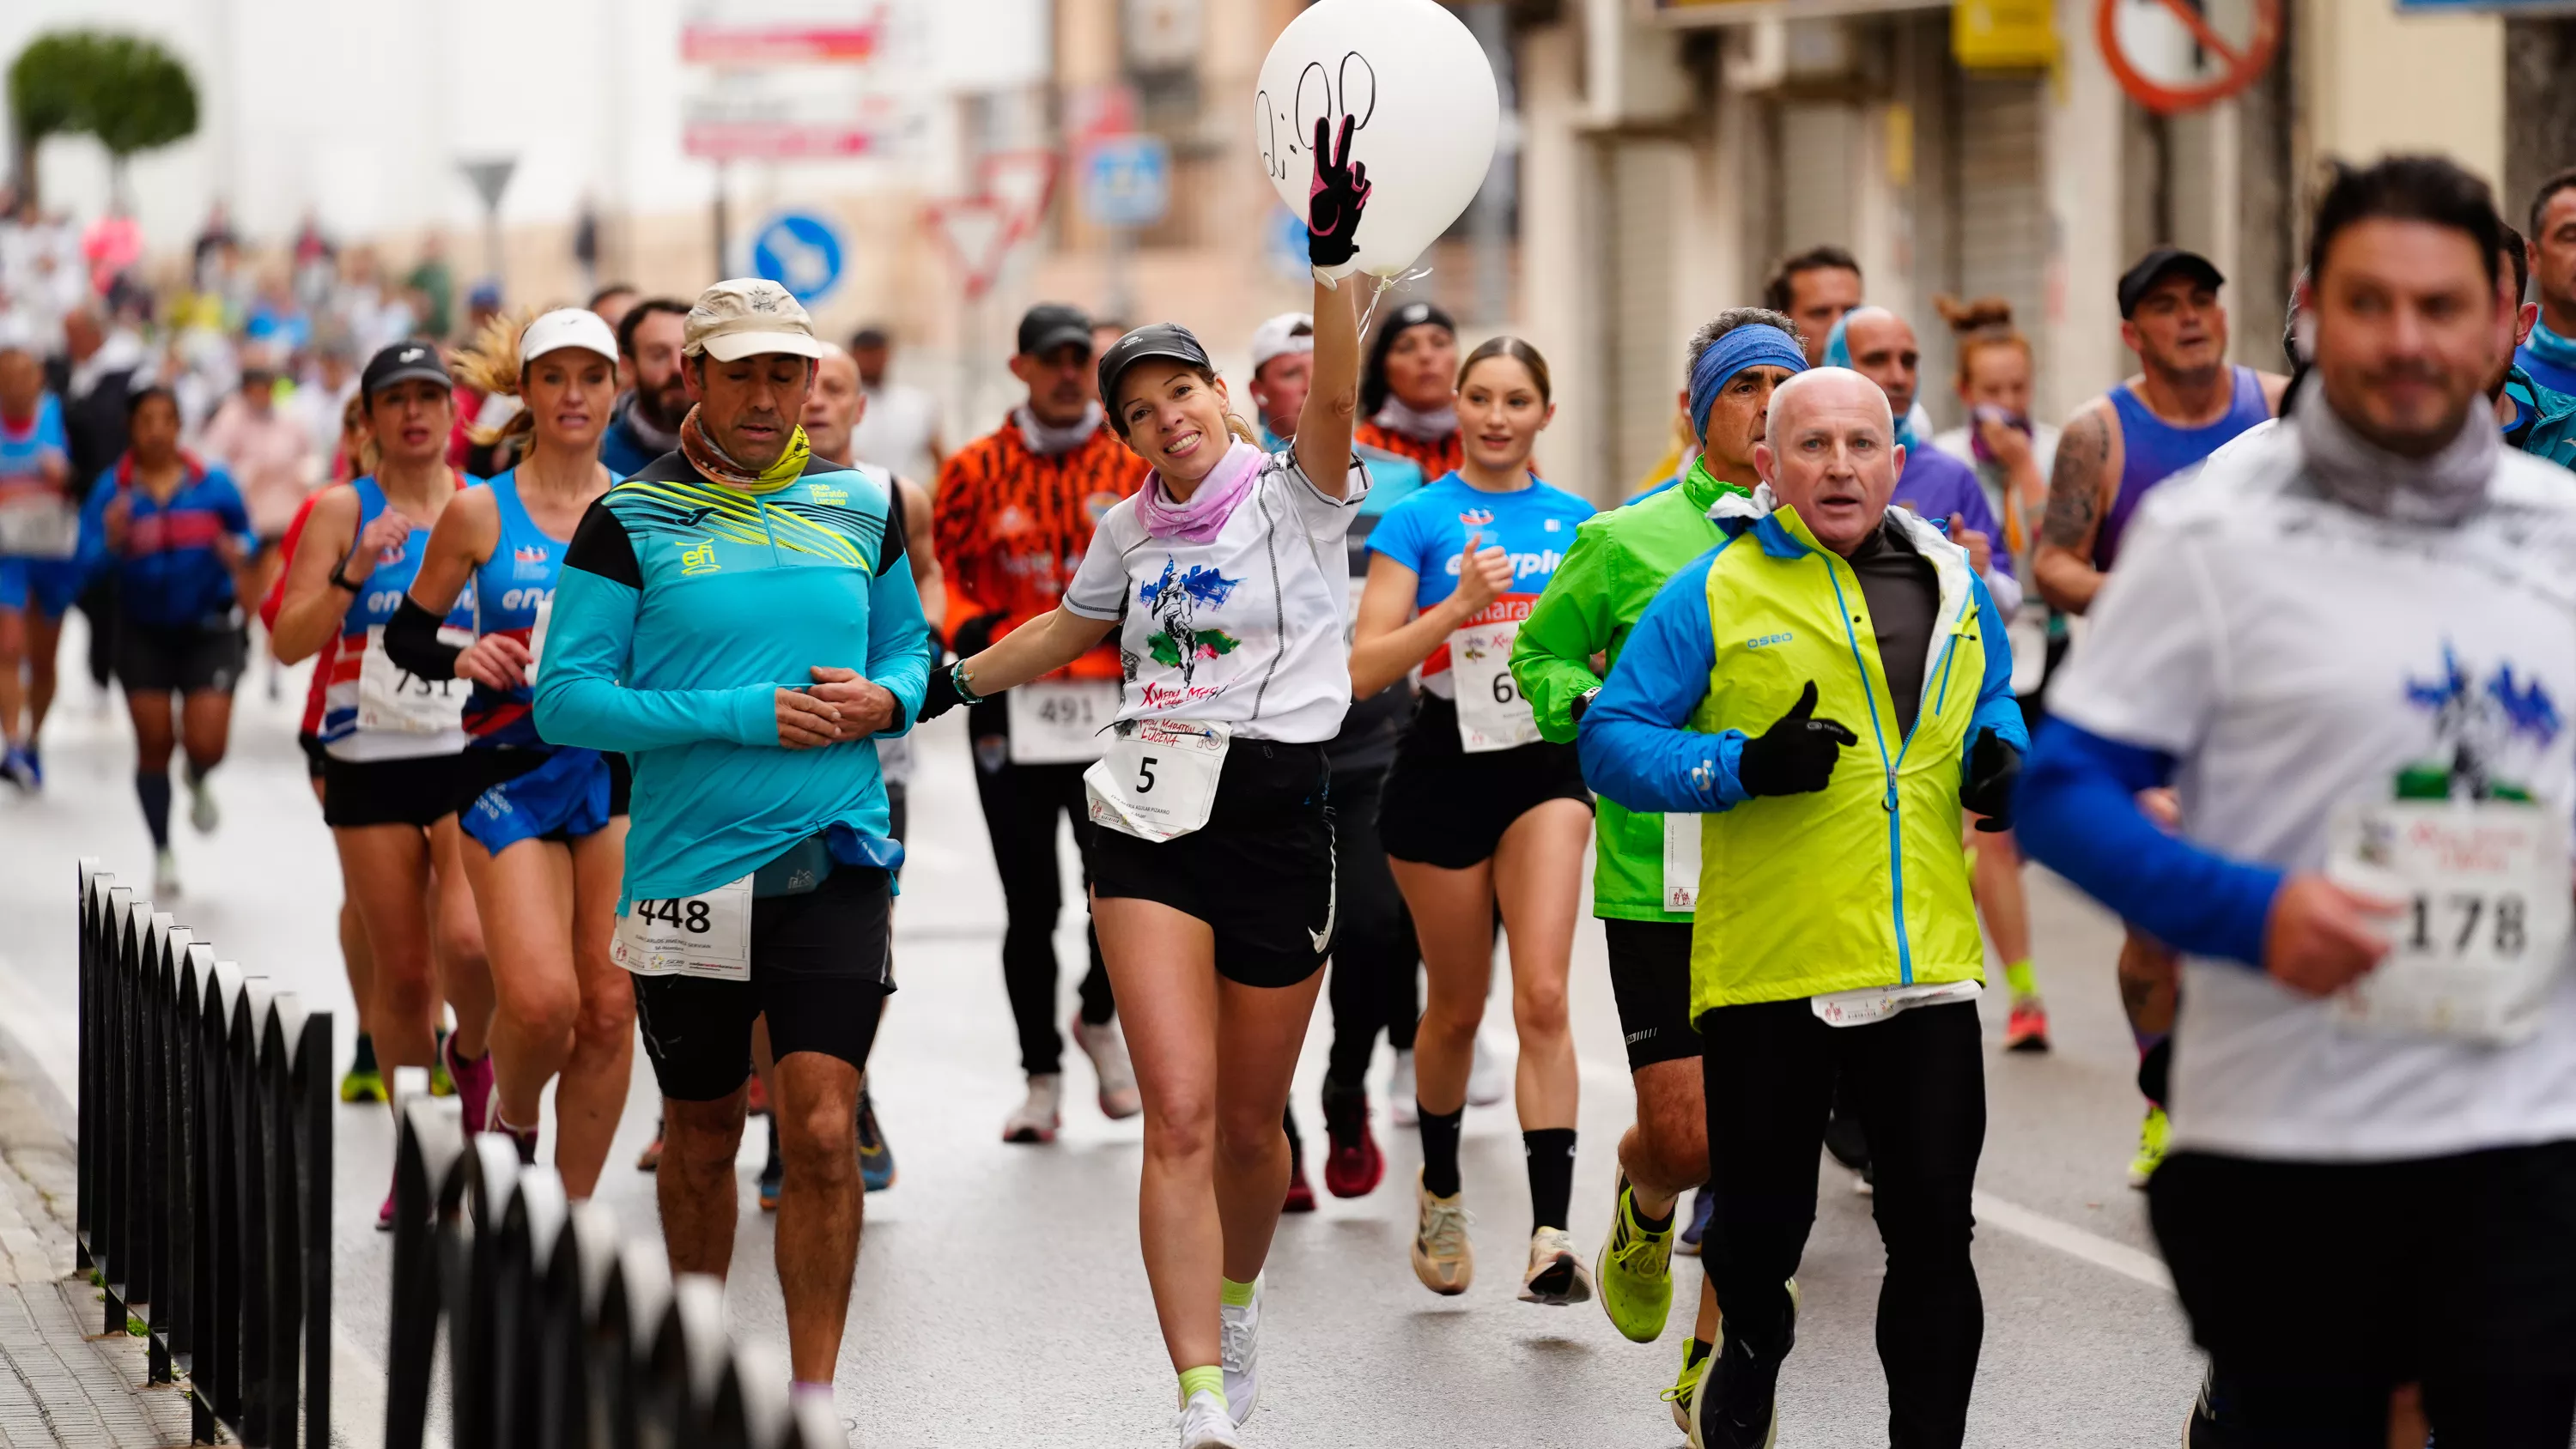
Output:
[270, 339, 496, 1228]
[847, 324, 945, 483]
[0, 327, 78, 790]
[383, 307, 633, 1196]
[2516, 167, 2576, 396]
[2032, 246, 2287, 1187]
[533, 278, 931, 1399]
[598, 296, 690, 478]
[1248, 310, 1425, 1209]
[1929, 297, 2059, 1051]
[76, 387, 254, 896]
[1583, 366, 2026, 1449]
[933, 301, 1145, 1144]
[2020, 155, 2576, 1446]
[2490, 221, 2576, 468]
[1760, 246, 1864, 368]
[916, 185, 1366, 1445]
[1512, 306, 1803, 1416]
[1349, 336, 1597, 1307]
[1354, 300, 1463, 479]
[258, 409, 386, 1104]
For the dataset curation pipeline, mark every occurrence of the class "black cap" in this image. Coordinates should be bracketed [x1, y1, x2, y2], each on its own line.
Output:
[361, 340, 450, 398]
[2117, 247, 2226, 318]
[1016, 303, 1093, 359]
[849, 325, 890, 350]
[1382, 300, 1456, 337]
[1097, 324, 1215, 415]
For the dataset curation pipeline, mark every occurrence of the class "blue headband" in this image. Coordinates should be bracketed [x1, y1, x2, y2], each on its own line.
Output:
[1688, 325, 1807, 440]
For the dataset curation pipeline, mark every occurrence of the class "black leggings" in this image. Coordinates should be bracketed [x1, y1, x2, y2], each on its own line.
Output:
[1323, 761, 1418, 1090]
[968, 741, 1114, 1076]
[1699, 997, 1985, 1449]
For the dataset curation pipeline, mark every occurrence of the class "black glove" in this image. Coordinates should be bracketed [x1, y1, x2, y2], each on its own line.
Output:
[1960, 726, 2021, 831]
[918, 664, 967, 723]
[1306, 114, 1373, 270]
[1734, 681, 1859, 798]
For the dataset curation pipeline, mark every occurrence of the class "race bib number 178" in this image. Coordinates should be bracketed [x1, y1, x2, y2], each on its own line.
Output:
[2325, 798, 2572, 1045]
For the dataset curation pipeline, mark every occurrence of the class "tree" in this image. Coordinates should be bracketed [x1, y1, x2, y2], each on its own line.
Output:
[7, 30, 198, 208]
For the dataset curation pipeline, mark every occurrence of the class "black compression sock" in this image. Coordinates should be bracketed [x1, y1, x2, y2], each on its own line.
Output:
[1418, 1106, 1463, 1197]
[136, 772, 173, 849]
[1525, 1128, 1577, 1234]
[1632, 1191, 1676, 1234]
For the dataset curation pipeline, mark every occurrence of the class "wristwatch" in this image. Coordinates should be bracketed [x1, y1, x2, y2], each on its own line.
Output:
[1571, 686, 1601, 724]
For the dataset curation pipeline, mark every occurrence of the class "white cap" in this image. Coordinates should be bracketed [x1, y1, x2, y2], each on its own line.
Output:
[684, 278, 826, 363]
[519, 307, 619, 368]
[1249, 312, 1315, 373]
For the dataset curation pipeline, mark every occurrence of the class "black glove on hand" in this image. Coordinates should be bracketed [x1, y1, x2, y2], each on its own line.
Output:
[1306, 114, 1373, 270]
[918, 664, 967, 723]
[1735, 681, 1859, 798]
[1960, 726, 2021, 831]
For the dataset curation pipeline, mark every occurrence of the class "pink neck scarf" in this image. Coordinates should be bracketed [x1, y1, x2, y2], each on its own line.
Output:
[1134, 440, 1263, 544]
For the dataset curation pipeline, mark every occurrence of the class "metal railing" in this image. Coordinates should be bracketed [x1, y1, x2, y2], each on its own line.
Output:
[74, 858, 334, 1446]
[386, 1097, 845, 1449]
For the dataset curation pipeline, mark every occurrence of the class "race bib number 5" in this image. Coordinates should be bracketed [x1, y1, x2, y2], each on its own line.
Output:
[2325, 798, 2573, 1044]
[1084, 718, 1230, 842]
[612, 875, 752, 980]
[1450, 622, 1540, 753]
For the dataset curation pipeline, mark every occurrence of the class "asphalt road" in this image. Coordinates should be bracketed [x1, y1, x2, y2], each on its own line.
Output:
[0, 627, 2206, 1447]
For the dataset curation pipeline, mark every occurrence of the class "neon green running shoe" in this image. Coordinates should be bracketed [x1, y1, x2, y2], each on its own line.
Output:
[428, 1028, 455, 1098]
[2127, 1104, 2171, 1190]
[1595, 1170, 1675, 1343]
[339, 1067, 385, 1104]
[1662, 1335, 1713, 1434]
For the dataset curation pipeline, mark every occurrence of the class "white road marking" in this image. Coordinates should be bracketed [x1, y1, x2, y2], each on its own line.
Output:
[1973, 1190, 2176, 1294]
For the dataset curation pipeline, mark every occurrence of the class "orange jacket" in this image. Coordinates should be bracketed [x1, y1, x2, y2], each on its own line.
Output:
[933, 416, 1146, 681]
[1354, 420, 1461, 480]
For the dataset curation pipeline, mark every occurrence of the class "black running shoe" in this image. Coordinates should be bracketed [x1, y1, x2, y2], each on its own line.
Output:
[1690, 1280, 1798, 1449]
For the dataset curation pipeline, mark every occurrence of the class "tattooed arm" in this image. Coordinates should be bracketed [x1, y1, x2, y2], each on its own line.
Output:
[2033, 402, 2119, 615]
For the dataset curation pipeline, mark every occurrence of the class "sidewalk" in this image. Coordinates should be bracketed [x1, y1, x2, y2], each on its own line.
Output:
[0, 1061, 193, 1448]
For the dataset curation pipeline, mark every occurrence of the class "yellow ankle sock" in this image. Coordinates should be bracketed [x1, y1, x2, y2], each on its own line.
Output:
[1179, 1365, 1224, 1405]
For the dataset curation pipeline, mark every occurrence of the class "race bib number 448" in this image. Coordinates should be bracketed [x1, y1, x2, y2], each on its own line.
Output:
[2325, 798, 2573, 1045]
[611, 875, 752, 980]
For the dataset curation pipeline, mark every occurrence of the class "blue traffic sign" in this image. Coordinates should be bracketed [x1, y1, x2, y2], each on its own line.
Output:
[750, 211, 847, 305]
[1083, 136, 1172, 230]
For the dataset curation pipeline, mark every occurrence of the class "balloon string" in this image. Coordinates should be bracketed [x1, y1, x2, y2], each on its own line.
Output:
[1356, 266, 1434, 334]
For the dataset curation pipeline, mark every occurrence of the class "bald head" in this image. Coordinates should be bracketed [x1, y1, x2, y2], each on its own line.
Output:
[1756, 367, 1902, 557]
[1838, 307, 1922, 417]
[802, 344, 866, 465]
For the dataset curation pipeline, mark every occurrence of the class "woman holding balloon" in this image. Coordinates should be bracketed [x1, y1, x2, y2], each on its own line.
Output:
[920, 112, 1375, 1449]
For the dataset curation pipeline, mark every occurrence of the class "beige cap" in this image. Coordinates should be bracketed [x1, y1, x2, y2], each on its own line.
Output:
[683, 278, 827, 363]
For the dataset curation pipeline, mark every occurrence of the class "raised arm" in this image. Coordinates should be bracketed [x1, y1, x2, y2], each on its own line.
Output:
[2033, 403, 2117, 614]
[1294, 275, 1362, 499]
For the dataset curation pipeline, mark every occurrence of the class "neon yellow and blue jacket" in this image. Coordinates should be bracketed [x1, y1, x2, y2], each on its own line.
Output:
[534, 451, 932, 904]
[1579, 493, 2026, 1017]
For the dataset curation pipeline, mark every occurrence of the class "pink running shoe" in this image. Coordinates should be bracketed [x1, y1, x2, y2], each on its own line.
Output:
[443, 1034, 496, 1135]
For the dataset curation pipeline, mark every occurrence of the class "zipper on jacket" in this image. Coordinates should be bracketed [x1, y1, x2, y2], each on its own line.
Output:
[1929, 635, 1960, 719]
[1822, 558, 1913, 985]
[753, 494, 782, 566]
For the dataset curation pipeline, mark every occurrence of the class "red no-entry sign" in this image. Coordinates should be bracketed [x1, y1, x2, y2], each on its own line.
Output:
[2096, 0, 2282, 116]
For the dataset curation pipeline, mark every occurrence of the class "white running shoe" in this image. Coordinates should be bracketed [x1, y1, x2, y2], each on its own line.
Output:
[187, 773, 219, 834]
[1519, 1226, 1595, 1307]
[1176, 1389, 1239, 1448]
[1411, 1170, 1473, 1295]
[1220, 1275, 1261, 1423]
[1002, 1073, 1062, 1143]
[1071, 1014, 1143, 1120]
[152, 848, 182, 900]
[1388, 1049, 1418, 1127]
[1467, 1034, 1511, 1107]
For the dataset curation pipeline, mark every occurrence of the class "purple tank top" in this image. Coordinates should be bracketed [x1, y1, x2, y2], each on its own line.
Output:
[2095, 366, 2269, 571]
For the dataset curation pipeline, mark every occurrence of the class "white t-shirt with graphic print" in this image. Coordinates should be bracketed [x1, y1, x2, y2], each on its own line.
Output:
[2049, 424, 2576, 1162]
[1063, 447, 1369, 744]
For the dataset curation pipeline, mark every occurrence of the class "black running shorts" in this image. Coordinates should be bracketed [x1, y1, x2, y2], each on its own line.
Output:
[114, 619, 246, 695]
[1376, 694, 1591, 870]
[1088, 739, 1335, 991]
[322, 752, 465, 830]
[1603, 918, 1699, 1071]
[630, 866, 896, 1102]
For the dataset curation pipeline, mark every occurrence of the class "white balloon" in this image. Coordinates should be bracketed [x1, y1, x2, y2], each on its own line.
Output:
[1254, 0, 1501, 282]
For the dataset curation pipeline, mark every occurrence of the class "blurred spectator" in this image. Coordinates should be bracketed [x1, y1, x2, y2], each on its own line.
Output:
[599, 296, 689, 475]
[191, 203, 239, 292]
[290, 212, 337, 308]
[331, 246, 415, 355]
[588, 282, 640, 334]
[1763, 245, 1864, 367]
[2520, 169, 2576, 396]
[574, 199, 601, 295]
[407, 233, 455, 339]
[82, 205, 143, 299]
[198, 344, 314, 552]
[848, 324, 945, 481]
[462, 278, 503, 342]
[297, 336, 360, 472]
[54, 306, 153, 490]
[245, 273, 311, 355]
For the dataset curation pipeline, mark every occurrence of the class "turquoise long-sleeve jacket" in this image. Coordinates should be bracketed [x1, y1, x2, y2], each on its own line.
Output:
[534, 453, 932, 903]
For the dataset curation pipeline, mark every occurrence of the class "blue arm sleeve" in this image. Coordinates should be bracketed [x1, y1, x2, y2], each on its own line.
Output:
[1577, 549, 1751, 814]
[2015, 718, 2281, 967]
[532, 563, 778, 751]
[1965, 577, 2029, 756]
[865, 547, 933, 740]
